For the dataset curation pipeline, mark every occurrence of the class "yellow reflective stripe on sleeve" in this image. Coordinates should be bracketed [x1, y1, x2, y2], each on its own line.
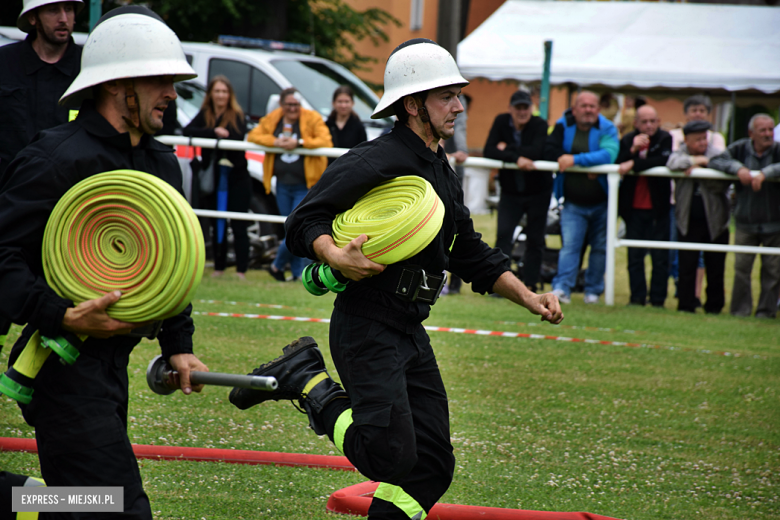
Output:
[0, 335, 6, 346]
[302, 372, 328, 397]
[68, 110, 79, 122]
[333, 408, 353, 454]
[374, 482, 426, 520]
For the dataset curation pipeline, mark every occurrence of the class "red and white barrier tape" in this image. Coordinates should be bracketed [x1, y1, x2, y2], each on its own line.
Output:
[196, 299, 639, 334]
[191, 312, 764, 359]
[197, 299, 291, 310]
[497, 321, 640, 334]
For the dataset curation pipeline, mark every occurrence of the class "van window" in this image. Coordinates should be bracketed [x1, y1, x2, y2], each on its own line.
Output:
[209, 58, 282, 120]
[271, 59, 381, 123]
[251, 67, 281, 119]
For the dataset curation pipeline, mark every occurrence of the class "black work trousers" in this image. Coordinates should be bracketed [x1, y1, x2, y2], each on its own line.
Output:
[201, 175, 252, 273]
[678, 219, 728, 314]
[625, 209, 670, 305]
[11, 332, 152, 520]
[495, 191, 550, 289]
[325, 309, 455, 519]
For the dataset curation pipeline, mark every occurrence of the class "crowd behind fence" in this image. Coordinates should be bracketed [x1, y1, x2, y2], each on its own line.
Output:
[156, 136, 780, 306]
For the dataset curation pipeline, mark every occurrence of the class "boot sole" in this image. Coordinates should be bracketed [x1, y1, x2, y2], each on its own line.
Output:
[251, 336, 320, 376]
[229, 336, 320, 410]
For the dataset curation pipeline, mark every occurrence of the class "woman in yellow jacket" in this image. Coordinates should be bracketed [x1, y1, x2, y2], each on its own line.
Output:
[248, 88, 332, 281]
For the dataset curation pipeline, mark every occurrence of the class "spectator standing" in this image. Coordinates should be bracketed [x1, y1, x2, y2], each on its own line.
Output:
[248, 88, 332, 282]
[668, 95, 726, 305]
[669, 95, 726, 153]
[484, 90, 551, 292]
[545, 91, 620, 304]
[326, 85, 367, 164]
[616, 105, 672, 306]
[183, 76, 250, 280]
[710, 114, 780, 319]
[667, 121, 730, 314]
[0, 0, 83, 176]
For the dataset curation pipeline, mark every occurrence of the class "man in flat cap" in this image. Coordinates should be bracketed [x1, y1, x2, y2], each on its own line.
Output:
[667, 120, 730, 314]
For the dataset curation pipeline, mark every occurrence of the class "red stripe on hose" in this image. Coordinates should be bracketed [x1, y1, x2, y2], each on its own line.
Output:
[365, 197, 439, 260]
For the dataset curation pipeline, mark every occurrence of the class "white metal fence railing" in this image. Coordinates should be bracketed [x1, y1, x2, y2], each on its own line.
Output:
[156, 135, 780, 306]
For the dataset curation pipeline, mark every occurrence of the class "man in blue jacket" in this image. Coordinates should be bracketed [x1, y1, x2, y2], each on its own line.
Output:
[544, 91, 619, 304]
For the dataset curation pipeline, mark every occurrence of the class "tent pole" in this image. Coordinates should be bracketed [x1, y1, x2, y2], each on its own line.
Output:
[728, 91, 736, 144]
[540, 40, 553, 122]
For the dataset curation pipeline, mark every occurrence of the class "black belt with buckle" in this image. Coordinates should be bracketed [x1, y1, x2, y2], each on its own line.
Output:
[393, 265, 446, 305]
[127, 321, 163, 339]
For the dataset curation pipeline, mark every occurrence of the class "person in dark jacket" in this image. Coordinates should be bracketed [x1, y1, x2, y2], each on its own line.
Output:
[228, 39, 563, 520]
[710, 114, 780, 318]
[326, 85, 367, 164]
[183, 75, 251, 279]
[0, 8, 208, 519]
[484, 90, 550, 292]
[0, 0, 83, 177]
[616, 105, 672, 306]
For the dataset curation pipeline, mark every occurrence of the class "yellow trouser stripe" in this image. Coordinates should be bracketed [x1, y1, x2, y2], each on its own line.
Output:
[374, 482, 426, 520]
[333, 409, 353, 454]
[302, 372, 328, 396]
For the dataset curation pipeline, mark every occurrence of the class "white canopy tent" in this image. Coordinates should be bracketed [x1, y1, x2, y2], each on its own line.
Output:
[457, 0, 780, 94]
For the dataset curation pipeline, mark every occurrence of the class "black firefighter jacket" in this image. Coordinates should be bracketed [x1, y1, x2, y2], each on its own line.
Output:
[0, 35, 81, 175]
[0, 101, 195, 360]
[616, 129, 673, 220]
[286, 121, 511, 332]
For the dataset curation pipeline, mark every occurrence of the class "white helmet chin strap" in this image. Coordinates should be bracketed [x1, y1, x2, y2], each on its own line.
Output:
[121, 79, 141, 130]
[414, 95, 440, 149]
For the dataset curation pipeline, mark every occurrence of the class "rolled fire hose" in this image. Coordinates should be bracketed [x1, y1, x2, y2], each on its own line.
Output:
[333, 176, 444, 264]
[304, 176, 444, 295]
[0, 170, 205, 404]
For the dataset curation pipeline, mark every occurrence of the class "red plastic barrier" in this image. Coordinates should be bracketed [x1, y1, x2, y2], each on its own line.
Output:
[0, 437, 355, 471]
[327, 481, 623, 520]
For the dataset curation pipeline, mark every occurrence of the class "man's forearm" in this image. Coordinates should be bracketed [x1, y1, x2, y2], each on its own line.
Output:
[311, 234, 337, 264]
[492, 271, 536, 309]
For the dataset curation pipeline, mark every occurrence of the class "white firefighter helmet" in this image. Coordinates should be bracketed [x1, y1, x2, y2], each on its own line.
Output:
[17, 0, 84, 33]
[371, 38, 468, 120]
[59, 8, 197, 107]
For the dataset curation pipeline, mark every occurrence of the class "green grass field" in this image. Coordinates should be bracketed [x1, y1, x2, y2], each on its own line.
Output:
[1, 214, 778, 520]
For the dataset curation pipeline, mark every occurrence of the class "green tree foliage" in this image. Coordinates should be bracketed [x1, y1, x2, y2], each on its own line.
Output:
[286, 0, 400, 76]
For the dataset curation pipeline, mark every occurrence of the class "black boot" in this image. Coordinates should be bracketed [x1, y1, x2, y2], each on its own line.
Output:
[229, 336, 347, 435]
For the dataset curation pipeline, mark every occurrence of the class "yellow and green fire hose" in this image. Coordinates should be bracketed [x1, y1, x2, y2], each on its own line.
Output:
[303, 175, 445, 295]
[0, 170, 205, 404]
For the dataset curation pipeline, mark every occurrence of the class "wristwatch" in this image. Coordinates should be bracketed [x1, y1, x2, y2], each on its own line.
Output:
[298, 138, 304, 147]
